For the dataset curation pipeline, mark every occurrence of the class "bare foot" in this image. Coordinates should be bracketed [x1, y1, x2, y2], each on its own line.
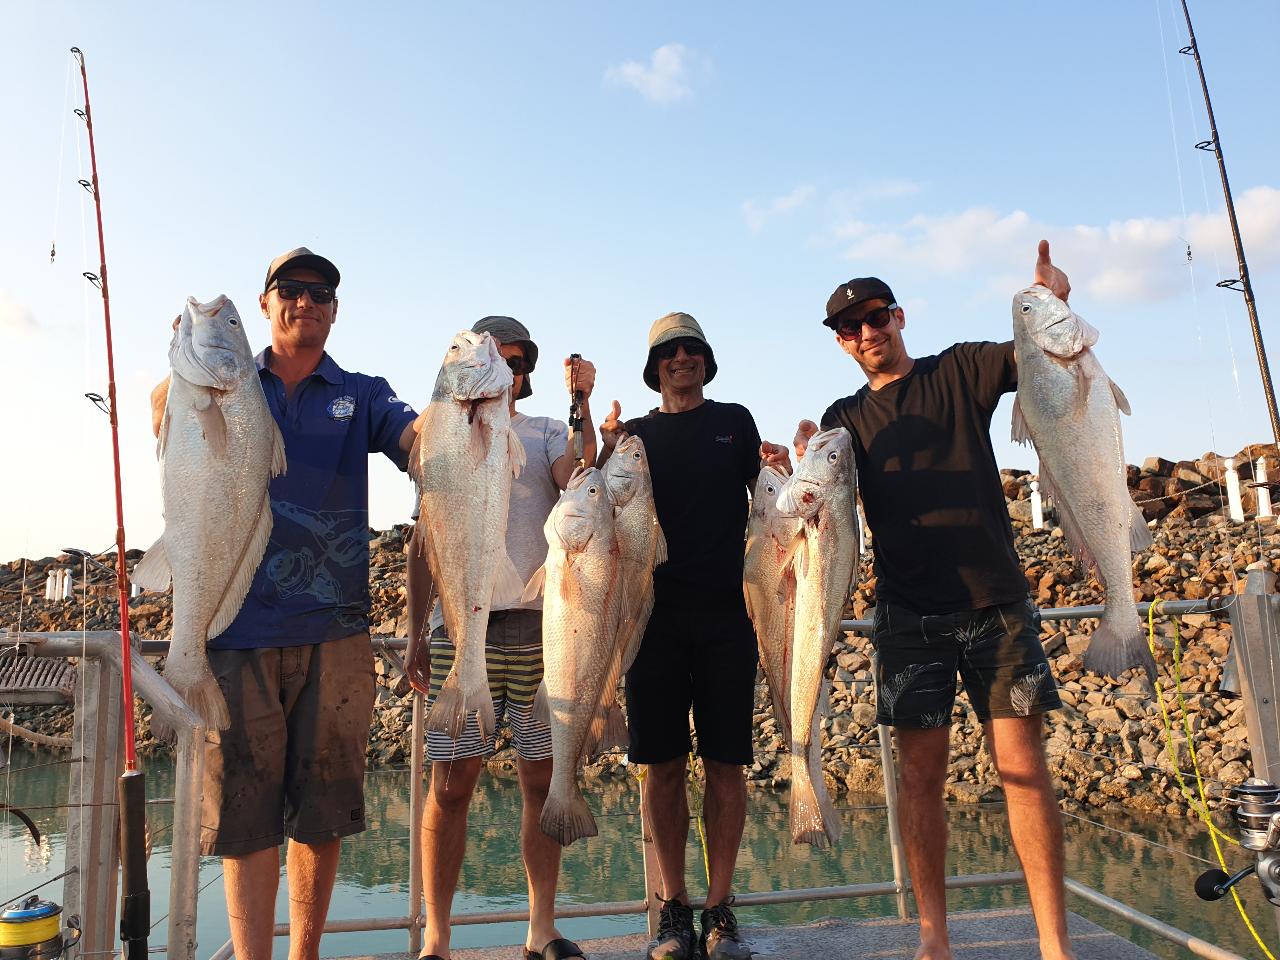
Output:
[914, 941, 953, 960]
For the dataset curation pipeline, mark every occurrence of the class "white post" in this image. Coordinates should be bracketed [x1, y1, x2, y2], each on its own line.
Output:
[857, 504, 866, 552]
[1030, 480, 1044, 530]
[45, 571, 57, 600]
[1225, 458, 1245, 522]
[1258, 457, 1274, 520]
[62, 570, 75, 600]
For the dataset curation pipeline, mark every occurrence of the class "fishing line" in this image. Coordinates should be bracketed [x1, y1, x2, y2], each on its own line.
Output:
[49, 57, 74, 264]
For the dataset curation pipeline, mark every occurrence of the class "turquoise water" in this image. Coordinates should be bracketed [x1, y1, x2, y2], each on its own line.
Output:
[0, 753, 1274, 959]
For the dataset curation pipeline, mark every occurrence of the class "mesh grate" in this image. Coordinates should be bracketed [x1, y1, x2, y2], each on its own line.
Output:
[0, 653, 77, 704]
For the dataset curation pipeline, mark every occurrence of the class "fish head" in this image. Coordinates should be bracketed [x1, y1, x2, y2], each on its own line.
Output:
[603, 434, 650, 507]
[1012, 285, 1099, 360]
[439, 330, 515, 403]
[776, 427, 855, 518]
[548, 467, 612, 553]
[750, 464, 789, 524]
[170, 295, 255, 389]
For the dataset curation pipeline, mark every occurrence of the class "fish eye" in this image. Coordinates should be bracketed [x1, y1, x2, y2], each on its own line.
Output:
[765, 483, 776, 495]
[587, 485, 598, 495]
[228, 316, 238, 325]
[632, 451, 642, 460]
[1020, 304, 1032, 313]
[828, 451, 839, 462]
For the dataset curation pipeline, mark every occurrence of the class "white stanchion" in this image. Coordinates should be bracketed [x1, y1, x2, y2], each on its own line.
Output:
[1258, 457, 1274, 520]
[1030, 480, 1044, 530]
[45, 571, 57, 601]
[857, 504, 866, 552]
[1224, 458, 1245, 522]
[62, 570, 74, 600]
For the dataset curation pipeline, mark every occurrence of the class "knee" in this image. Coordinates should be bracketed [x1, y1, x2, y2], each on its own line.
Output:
[645, 756, 687, 793]
[995, 752, 1051, 793]
[703, 758, 744, 789]
[428, 760, 481, 812]
[517, 758, 552, 802]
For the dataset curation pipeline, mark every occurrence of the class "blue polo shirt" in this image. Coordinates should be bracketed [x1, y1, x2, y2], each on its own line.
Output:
[211, 350, 418, 650]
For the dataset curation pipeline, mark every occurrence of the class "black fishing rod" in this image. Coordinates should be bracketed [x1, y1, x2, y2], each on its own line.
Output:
[568, 353, 585, 468]
[70, 45, 150, 960]
[1178, 0, 1278, 447]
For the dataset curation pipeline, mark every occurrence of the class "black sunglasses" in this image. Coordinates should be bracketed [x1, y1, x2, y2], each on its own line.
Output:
[505, 355, 529, 375]
[269, 279, 336, 304]
[835, 303, 898, 341]
[653, 337, 707, 361]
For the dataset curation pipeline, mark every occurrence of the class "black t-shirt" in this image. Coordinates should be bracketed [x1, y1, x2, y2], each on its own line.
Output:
[626, 399, 762, 599]
[821, 341, 1025, 615]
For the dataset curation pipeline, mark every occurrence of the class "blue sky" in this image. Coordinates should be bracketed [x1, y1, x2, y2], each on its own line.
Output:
[3, 2, 1279, 561]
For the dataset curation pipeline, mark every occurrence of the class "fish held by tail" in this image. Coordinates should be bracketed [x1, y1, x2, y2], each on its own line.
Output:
[427, 681, 496, 739]
[1083, 621, 1158, 682]
[153, 674, 229, 741]
[539, 788, 598, 847]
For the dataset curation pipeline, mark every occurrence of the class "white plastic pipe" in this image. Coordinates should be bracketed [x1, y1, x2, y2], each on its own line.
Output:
[1224, 458, 1245, 522]
[62, 570, 74, 600]
[45, 571, 56, 601]
[1030, 480, 1044, 530]
[1258, 457, 1274, 519]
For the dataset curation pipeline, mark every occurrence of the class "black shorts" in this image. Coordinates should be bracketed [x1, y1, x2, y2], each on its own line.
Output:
[871, 596, 1061, 729]
[625, 581, 759, 766]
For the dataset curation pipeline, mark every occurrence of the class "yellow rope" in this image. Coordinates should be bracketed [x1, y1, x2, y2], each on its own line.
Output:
[689, 753, 711, 888]
[1147, 604, 1276, 959]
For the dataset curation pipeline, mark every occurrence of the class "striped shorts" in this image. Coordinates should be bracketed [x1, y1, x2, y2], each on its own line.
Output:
[426, 615, 552, 762]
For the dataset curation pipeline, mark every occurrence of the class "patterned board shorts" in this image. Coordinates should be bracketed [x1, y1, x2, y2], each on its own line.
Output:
[426, 616, 553, 763]
[870, 596, 1061, 729]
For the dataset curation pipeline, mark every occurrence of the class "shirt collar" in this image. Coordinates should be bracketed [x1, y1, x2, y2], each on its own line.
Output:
[255, 348, 344, 385]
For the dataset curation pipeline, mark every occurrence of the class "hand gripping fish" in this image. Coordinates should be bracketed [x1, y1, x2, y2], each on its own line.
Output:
[133, 296, 286, 737]
[409, 330, 526, 740]
[528, 468, 624, 845]
[744, 465, 802, 750]
[776, 428, 858, 848]
[1011, 285, 1156, 681]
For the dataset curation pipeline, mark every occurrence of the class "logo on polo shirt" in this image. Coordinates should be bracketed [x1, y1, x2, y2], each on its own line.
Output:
[328, 396, 356, 421]
[715, 434, 733, 444]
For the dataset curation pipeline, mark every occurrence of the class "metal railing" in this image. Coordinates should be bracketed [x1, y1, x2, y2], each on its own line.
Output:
[3, 583, 1270, 960]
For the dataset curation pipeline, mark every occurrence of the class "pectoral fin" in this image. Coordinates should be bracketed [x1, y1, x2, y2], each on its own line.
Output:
[1109, 378, 1132, 416]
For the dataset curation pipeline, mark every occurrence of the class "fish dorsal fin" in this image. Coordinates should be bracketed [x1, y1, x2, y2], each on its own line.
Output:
[521, 564, 547, 603]
[491, 551, 524, 607]
[653, 521, 668, 567]
[781, 528, 809, 581]
[206, 487, 274, 640]
[269, 420, 287, 477]
[1109, 378, 1132, 416]
[132, 536, 172, 591]
[1130, 501, 1153, 552]
[508, 427, 526, 479]
[1010, 395, 1031, 446]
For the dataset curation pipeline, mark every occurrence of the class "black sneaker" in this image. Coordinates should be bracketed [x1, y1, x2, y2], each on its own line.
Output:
[648, 895, 696, 960]
[700, 897, 751, 959]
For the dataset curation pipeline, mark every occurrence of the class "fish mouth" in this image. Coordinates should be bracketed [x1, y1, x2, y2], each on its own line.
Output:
[1045, 317, 1072, 329]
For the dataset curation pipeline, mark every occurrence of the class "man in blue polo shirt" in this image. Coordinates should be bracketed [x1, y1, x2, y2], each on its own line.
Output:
[150, 247, 419, 960]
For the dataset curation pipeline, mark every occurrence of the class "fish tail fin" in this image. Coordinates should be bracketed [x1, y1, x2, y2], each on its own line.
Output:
[426, 682, 471, 739]
[1083, 621, 1158, 683]
[790, 753, 839, 849]
[539, 785, 598, 847]
[157, 669, 230, 741]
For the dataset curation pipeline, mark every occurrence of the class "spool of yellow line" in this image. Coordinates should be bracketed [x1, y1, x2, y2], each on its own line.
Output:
[0, 897, 63, 950]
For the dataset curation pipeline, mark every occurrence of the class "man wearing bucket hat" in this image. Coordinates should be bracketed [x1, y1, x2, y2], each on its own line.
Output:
[794, 242, 1077, 960]
[599, 312, 789, 960]
[407, 316, 598, 960]
[150, 246, 422, 960]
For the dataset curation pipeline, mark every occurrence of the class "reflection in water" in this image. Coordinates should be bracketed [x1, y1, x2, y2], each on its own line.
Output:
[0, 756, 1271, 959]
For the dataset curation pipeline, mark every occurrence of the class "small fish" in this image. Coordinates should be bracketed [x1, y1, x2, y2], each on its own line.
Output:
[744, 465, 801, 749]
[528, 468, 624, 845]
[1011, 285, 1154, 680]
[409, 330, 526, 740]
[777, 427, 858, 848]
[133, 296, 286, 736]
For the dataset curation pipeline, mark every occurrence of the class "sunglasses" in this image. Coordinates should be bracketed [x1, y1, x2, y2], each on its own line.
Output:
[505, 355, 529, 375]
[653, 337, 707, 361]
[269, 279, 336, 304]
[835, 303, 898, 341]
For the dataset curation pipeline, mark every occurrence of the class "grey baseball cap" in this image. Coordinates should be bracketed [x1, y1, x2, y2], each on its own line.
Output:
[264, 247, 341, 292]
[472, 315, 538, 400]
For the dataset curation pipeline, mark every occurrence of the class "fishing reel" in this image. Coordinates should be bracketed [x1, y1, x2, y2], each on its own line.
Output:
[1196, 780, 1280, 906]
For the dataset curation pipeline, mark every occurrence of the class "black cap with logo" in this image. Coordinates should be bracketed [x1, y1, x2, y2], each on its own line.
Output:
[823, 277, 897, 329]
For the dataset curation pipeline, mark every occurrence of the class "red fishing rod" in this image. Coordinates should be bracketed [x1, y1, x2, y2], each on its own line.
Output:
[70, 45, 150, 959]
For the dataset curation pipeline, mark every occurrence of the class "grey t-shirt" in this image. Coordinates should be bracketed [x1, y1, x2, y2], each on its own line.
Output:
[418, 412, 568, 637]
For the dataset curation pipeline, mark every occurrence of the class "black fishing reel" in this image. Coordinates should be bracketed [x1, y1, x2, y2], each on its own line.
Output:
[1196, 780, 1280, 906]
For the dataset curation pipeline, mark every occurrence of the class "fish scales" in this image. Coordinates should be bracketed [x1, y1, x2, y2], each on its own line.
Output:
[133, 295, 286, 737]
[1011, 285, 1154, 680]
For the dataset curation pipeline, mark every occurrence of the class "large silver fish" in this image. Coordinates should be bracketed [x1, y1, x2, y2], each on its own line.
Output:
[600, 434, 666, 737]
[410, 330, 526, 740]
[133, 296, 286, 736]
[777, 427, 858, 848]
[1011, 285, 1154, 679]
[530, 468, 623, 845]
[744, 465, 801, 749]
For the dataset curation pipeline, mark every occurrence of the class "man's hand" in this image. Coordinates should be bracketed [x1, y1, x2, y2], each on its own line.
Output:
[794, 420, 819, 460]
[760, 441, 792, 475]
[1035, 239, 1071, 302]
[564, 357, 596, 400]
[599, 399, 626, 453]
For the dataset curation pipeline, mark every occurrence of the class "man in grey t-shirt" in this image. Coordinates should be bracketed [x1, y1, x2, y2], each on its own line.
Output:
[408, 316, 596, 960]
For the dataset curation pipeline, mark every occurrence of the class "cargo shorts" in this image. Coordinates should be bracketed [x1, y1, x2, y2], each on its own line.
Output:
[199, 631, 376, 856]
[870, 597, 1061, 729]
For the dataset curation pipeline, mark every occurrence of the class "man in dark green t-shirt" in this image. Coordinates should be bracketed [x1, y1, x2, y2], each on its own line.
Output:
[795, 242, 1078, 960]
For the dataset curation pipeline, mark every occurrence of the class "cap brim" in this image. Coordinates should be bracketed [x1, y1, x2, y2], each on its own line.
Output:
[266, 253, 341, 291]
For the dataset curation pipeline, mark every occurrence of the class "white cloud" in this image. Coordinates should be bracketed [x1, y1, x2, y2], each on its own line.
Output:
[0, 290, 36, 335]
[742, 184, 816, 233]
[605, 43, 703, 104]
[832, 186, 1280, 304]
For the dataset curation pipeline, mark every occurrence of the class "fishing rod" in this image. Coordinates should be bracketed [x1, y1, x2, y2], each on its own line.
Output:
[1178, 0, 1278, 447]
[70, 45, 150, 960]
[568, 353, 585, 468]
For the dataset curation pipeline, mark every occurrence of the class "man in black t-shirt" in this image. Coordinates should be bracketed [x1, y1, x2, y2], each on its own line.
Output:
[795, 243, 1078, 960]
[599, 311, 788, 960]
